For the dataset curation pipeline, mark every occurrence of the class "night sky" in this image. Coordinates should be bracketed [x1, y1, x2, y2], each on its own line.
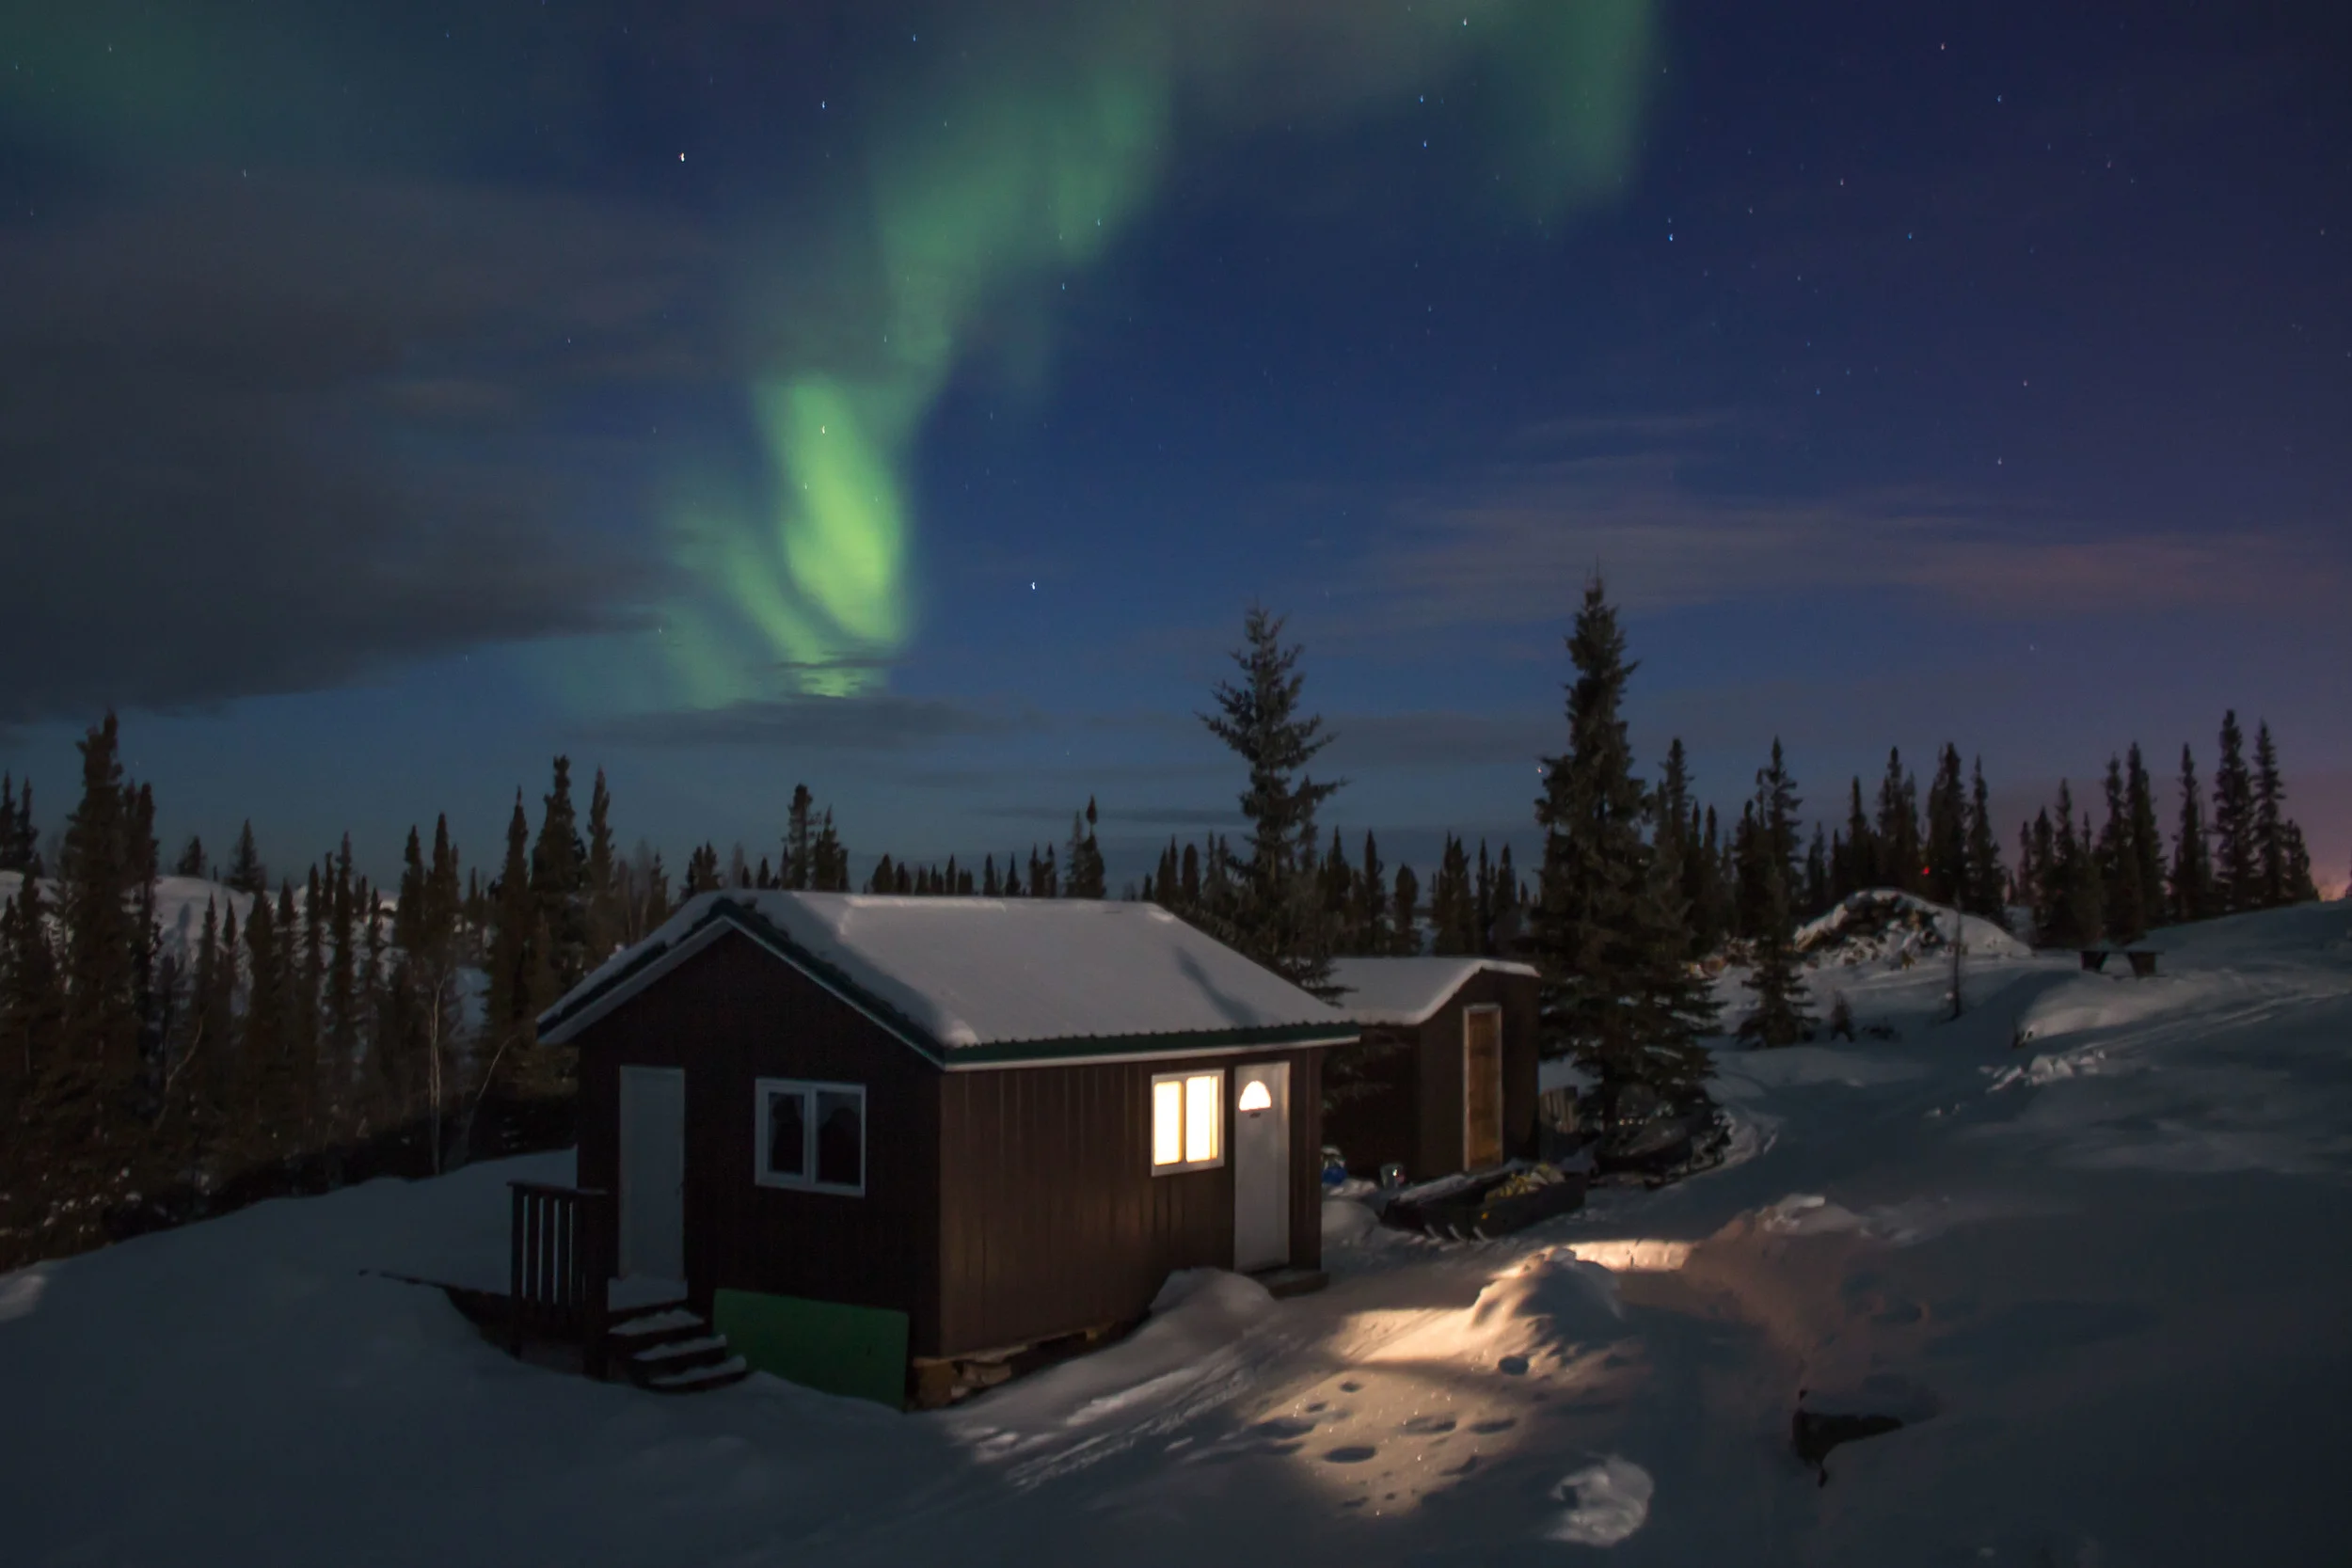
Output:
[3, 2, 2346, 891]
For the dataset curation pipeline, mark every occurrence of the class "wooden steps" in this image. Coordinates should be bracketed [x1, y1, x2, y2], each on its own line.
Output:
[605, 1302, 750, 1394]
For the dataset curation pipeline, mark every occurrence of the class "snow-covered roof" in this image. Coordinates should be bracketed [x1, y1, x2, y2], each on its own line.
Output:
[539, 892, 1358, 1065]
[1327, 956, 1540, 1026]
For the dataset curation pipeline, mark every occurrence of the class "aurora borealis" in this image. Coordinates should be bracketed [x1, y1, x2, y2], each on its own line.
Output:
[1, 2, 2345, 885]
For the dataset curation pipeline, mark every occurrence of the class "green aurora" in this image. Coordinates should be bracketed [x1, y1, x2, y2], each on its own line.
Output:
[661, 0, 1660, 707]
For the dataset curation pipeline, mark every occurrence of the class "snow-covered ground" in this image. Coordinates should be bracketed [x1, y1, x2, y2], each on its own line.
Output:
[5, 900, 2349, 1566]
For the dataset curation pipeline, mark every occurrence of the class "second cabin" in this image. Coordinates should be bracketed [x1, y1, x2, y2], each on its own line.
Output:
[1322, 956, 1542, 1184]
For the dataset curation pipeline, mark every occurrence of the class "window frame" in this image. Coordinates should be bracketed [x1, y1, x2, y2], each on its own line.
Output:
[1150, 1067, 1226, 1176]
[754, 1076, 867, 1196]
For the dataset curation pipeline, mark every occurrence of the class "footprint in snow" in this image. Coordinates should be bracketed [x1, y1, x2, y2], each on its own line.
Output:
[1325, 1446, 1380, 1464]
[1339, 1379, 1364, 1392]
[1401, 1415, 1457, 1434]
[1470, 1418, 1517, 1434]
[1498, 1354, 1531, 1376]
[1251, 1417, 1318, 1440]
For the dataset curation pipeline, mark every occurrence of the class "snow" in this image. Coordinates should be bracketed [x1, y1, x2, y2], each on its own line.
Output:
[6, 899, 2351, 1563]
[544, 892, 1354, 1052]
[1327, 956, 1539, 1025]
[1797, 887, 2035, 966]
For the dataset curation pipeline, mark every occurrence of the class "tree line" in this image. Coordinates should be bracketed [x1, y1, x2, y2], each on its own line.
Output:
[0, 590, 2329, 1267]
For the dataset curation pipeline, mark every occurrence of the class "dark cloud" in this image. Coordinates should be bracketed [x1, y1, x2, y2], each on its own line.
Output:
[581, 695, 1044, 752]
[0, 172, 725, 721]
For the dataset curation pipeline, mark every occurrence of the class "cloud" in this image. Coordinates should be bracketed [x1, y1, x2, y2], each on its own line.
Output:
[1349, 443, 2348, 632]
[580, 695, 1043, 752]
[0, 171, 724, 721]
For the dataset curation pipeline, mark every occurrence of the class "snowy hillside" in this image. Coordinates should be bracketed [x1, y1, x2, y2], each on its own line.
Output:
[1796, 888, 2034, 968]
[4, 901, 2349, 1564]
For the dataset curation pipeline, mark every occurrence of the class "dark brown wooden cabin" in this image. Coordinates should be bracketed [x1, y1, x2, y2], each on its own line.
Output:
[536, 893, 1354, 1387]
[1322, 958, 1541, 1183]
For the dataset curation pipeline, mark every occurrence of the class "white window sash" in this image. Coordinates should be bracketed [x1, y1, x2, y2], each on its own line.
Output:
[754, 1077, 866, 1196]
[1150, 1067, 1225, 1175]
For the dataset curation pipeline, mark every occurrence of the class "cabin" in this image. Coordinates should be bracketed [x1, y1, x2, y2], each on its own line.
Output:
[1321, 957, 1542, 1183]
[532, 892, 1355, 1405]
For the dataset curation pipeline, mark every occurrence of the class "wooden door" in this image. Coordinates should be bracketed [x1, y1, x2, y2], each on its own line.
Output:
[619, 1065, 686, 1282]
[1232, 1062, 1291, 1273]
[1462, 1007, 1503, 1170]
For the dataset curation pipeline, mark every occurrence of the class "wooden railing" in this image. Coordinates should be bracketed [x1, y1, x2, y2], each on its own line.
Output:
[508, 1180, 614, 1379]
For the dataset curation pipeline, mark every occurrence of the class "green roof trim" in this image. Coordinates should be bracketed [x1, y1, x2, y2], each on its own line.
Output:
[537, 897, 1356, 1069]
[944, 1021, 1359, 1068]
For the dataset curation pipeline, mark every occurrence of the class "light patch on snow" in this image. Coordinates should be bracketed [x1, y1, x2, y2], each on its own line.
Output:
[1560, 1238, 1692, 1273]
[1546, 1455, 1654, 1545]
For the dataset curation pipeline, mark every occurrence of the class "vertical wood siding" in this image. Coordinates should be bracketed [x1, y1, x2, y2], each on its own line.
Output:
[572, 932, 944, 1350]
[1327, 969, 1542, 1182]
[936, 1046, 1324, 1357]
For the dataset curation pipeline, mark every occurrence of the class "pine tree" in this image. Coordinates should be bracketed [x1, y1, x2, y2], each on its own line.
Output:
[225, 820, 267, 896]
[1179, 842, 1201, 909]
[684, 843, 721, 895]
[1687, 806, 1729, 956]
[172, 836, 207, 879]
[1199, 607, 1343, 994]
[2096, 755, 2146, 942]
[1739, 741, 1813, 1048]
[2169, 745, 2215, 923]
[1924, 745, 1967, 907]
[2280, 823, 2317, 904]
[0, 875, 65, 1205]
[2121, 745, 2166, 931]
[982, 854, 1002, 898]
[2210, 711, 2256, 913]
[1963, 759, 2008, 926]
[867, 854, 897, 895]
[2250, 721, 2288, 910]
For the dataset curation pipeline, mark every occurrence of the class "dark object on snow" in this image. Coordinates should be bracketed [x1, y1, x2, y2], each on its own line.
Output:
[1826, 993, 1856, 1042]
[1792, 1390, 1904, 1487]
[1380, 1163, 1586, 1240]
[1586, 1091, 1729, 1183]
[2080, 946, 2159, 978]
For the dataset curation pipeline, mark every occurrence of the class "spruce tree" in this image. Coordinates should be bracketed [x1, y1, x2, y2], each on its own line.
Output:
[584, 768, 620, 966]
[1687, 806, 1729, 956]
[172, 836, 207, 879]
[1389, 863, 1421, 956]
[1963, 759, 2008, 926]
[1802, 827, 1830, 919]
[2210, 711, 2256, 912]
[1199, 607, 1343, 993]
[47, 715, 147, 1227]
[225, 820, 267, 896]
[531, 759, 593, 991]
[2097, 756, 2146, 942]
[1738, 741, 1813, 1048]
[244, 888, 287, 1158]
[1065, 799, 1107, 898]
[1353, 831, 1391, 956]
[784, 784, 816, 890]
[1179, 842, 1201, 908]
[685, 843, 721, 895]
[2123, 745, 2166, 930]
[982, 854, 1002, 898]
[484, 793, 543, 1086]
[1530, 578, 1711, 1112]
[1839, 778, 1877, 899]
[1924, 745, 1967, 907]
[2280, 824, 2317, 904]
[1430, 834, 1474, 956]
[813, 811, 847, 891]
[1875, 750, 1923, 893]
[2250, 721, 2287, 910]
[326, 836, 358, 1112]
[2169, 745, 2215, 923]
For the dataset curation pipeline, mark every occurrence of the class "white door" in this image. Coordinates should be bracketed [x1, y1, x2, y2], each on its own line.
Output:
[1232, 1061, 1290, 1273]
[618, 1066, 686, 1282]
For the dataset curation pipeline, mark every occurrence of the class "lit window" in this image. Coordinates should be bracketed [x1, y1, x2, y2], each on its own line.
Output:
[755, 1079, 865, 1196]
[1152, 1069, 1224, 1174]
